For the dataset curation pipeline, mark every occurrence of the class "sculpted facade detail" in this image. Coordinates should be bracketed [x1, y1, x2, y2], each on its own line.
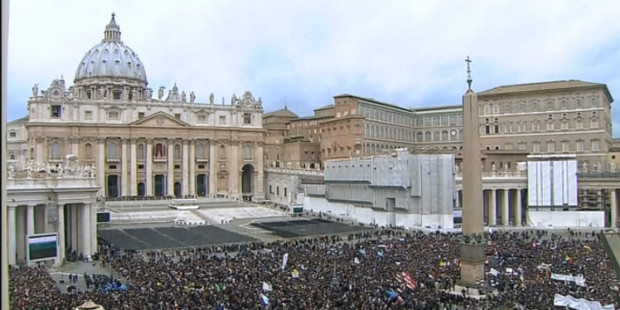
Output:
[22, 14, 265, 201]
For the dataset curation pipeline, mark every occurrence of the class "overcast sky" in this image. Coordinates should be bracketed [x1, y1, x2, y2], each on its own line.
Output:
[7, 0, 620, 136]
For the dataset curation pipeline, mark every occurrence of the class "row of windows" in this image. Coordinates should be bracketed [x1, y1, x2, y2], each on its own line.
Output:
[50, 105, 253, 125]
[366, 124, 462, 142]
[488, 139, 601, 153]
[46, 141, 254, 161]
[359, 105, 464, 128]
[268, 185, 287, 197]
[482, 117, 599, 134]
[482, 95, 600, 115]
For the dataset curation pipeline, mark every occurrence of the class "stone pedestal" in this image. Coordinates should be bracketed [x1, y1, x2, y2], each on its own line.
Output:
[459, 244, 486, 286]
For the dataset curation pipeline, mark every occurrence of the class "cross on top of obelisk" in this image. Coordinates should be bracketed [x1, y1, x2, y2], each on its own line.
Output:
[466, 56, 472, 90]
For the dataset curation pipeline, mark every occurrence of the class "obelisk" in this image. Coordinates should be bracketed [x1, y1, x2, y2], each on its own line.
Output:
[459, 56, 486, 286]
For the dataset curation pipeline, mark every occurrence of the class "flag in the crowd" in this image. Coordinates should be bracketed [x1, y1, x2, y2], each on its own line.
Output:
[291, 269, 300, 279]
[300, 264, 306, 271]
[261, 293, 269, 307]
[359, 249, 366, 256]
[377, 251, 384, 259]
[428, 273, 435, 281]
[488, 268, 499, 277]
[385, 288, 404, 304]
[282, 253, 289, 271]
[583, 244, 591, 251]
[262, 282, 272, 292]
[354, 257, 360, 265]
[395, 272, 417, 290]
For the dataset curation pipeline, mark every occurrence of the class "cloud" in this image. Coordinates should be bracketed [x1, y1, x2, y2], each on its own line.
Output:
[7, 0, 620, 137]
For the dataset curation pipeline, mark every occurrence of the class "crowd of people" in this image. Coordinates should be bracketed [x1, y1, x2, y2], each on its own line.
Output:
[9, 228, 620, 310]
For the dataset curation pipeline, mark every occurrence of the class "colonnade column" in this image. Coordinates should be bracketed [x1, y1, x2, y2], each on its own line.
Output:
[130, 139, 137, 196]
[121, 138, 128, 196]
[56, 204, 65, 265]
[189, 139, 196, 196]
[81, 204, 92, 257]
[97, 138, 105, 196]
[91, 203, 97, 255]
[182, 140, 189, 196]
[167, 139, 174, 197]
[502, 189, 509, 226]
[27, 204, 35, 237]
[455, 190, 461, 208]
[488, 189, 496, 226]
[146, 139, 153, 196]
[515, 189, 522, 226]
[611, 189, 617, 229]
[8, 206, 16, 265]
[209, 141, 217, 196]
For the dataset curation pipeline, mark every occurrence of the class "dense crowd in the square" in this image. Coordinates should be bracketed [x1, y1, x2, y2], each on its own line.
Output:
[9, 228, 619, 310]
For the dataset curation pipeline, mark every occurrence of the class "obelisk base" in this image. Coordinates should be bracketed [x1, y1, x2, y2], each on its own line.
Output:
[459, 244, 486, 287]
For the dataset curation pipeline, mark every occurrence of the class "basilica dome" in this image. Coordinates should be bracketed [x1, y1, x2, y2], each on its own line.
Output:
[74, 14, 147, 85]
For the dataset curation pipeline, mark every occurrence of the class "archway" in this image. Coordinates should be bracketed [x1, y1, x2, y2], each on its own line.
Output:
[241, 164, 254, 201]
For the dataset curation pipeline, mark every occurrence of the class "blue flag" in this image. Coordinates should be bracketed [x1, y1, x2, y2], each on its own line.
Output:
[261, 293, 269, 307]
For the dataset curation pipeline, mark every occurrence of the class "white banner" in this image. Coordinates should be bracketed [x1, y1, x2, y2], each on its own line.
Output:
[282, 253, 289, 271]
[551, 273, 586, 287]
[553, 294, 615, 310]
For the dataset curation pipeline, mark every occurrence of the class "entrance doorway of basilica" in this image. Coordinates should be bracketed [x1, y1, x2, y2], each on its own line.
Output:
[242, 164, 254, 201]
[154, 175, 165, 197]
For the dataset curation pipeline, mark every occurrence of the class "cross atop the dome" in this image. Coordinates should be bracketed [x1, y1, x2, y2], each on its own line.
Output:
[465, 56, 473, 90]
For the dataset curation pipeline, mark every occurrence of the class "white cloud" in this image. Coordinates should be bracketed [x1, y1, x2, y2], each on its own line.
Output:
[7, 0, 620, 136]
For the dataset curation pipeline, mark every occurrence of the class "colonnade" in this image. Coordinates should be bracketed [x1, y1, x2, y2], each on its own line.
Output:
[455, 188, 524, 226]
[6, 203, 97, 266]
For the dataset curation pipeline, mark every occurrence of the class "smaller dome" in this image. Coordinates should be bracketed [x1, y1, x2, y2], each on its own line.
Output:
[74, 14, 147, 85]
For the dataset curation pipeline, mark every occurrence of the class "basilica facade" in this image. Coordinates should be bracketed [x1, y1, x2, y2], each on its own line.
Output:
[23, 14, 265, 201]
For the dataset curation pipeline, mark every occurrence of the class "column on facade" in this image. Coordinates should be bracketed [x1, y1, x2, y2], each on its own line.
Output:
[97, 138, 105, 196]
[8, 206, 17, 265]
[489, 189, 497, 226]
[189, 139, 196, 196]
[167, 139, 174, 196]
[121, 139, 129, 196]
[70, 206, 79, 254]
[35, 137, 45, 161]
[455, 190, 461, 208]
[27, 204, 35, 237]
[255, 141, 265, 199]
[597, 190, 604, 209]
[56, 204, 65, 265]
[515, 189, 522, 227]
[611, 189, 618, 229]
[209, 141, 217, 196]
[130, 139, 137, 196]
[146, 139, 153, 196]
[230, 141, 239, 198]
[80, 204, 92, 257]
[71, 137, 79, 155]
[501, 189, 510, 226]
[182, 139, 189, 196]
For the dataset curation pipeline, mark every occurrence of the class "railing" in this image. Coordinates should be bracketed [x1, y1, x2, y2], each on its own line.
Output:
[455, 171, 527, 178]
[577, 172, 620, 178]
